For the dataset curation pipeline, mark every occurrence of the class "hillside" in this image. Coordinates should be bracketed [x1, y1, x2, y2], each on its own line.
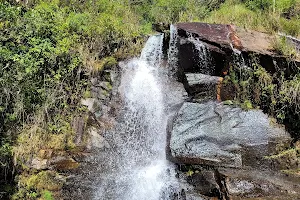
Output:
[0, 0, 299, 199]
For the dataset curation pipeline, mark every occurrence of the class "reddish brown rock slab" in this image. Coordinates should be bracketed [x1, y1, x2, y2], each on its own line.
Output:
[176, 22, 240, 49]
[235, 28, 275, 55]
[175, 22, 300, 75]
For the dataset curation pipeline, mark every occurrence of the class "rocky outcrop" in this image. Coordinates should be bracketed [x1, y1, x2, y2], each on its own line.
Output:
[168, 101, 291, 169]
[175, 22, 300, 81]
[168, 23, 300, 199]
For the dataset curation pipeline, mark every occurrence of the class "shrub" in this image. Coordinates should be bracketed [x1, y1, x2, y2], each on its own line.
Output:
[224, 58, 300, 139]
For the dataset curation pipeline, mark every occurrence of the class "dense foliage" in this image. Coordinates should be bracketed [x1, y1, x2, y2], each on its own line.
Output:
[0, 0, 299, 198]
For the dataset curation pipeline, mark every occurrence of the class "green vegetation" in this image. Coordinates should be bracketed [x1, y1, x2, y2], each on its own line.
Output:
[12, 171, 62, 199]
[0, 0, 148, 198]
[204, 0, 300, 37]
[272, 36, 299, 58]
[224, 58, 300, 139]
[0, 0, 299, 198]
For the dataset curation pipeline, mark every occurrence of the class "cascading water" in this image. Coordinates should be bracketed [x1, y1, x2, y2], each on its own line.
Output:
[94, 33, 185, 200]
[168, 25, 179, 77]
[187, 34, 213, 74]
[230, 44, 247, 68]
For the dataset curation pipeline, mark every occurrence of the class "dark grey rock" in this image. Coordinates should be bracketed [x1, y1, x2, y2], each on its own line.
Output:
[186, 170, 221, 197]
[185, 73, 221, 102]
[218, 168, 300, 199]
[169, 101, 291, 168]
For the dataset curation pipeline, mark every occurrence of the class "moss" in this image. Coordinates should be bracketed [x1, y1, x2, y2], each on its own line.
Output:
[13, 171, 64, 200]
[265, 148, 299, 159]
[281, 168, 300, 176]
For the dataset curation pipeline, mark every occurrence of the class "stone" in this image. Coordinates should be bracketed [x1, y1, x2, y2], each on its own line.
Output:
[178, 36, 227, 76]
[49, 156, 80, 171]
[176, 23, 236, 49]
[90, 77, 98, 86]
[81, 98, 97, 112]
[168, 101, 291, 169]
[186, 170, 221, 197]
[175, 22, 300, 77]
[72, 116, 85, 145]
[38, 149, 53, 159]
[186, 193, 211, 200]
[218, 168, 300, 199]
[185, 73, 222, 102]
[31, 158, 48, 170]
[98, 81, 112, 91]
[87, 128, 110, 150]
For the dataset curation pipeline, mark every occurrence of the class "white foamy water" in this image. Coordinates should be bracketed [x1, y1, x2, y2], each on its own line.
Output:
[94, 33, 184, 200]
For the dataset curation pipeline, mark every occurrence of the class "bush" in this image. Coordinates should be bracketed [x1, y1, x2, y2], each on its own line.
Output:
[224, 59, 300, 139]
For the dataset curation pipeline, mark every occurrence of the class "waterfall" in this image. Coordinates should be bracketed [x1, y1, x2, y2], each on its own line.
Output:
[230, 44, 247, 68]
[94, 34, 184, 200]
[187, 34, 213, 74]
[140, 33, 164, 67]
[168, 25, 179, 77]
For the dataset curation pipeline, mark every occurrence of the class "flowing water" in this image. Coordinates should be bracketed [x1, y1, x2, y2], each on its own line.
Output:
[168, 25, 179, 77]
[187, 34, 213, 75]
[94, 33, 186, 200]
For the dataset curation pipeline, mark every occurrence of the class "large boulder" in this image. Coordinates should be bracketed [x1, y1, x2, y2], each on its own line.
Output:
[168, 101, 291, 169]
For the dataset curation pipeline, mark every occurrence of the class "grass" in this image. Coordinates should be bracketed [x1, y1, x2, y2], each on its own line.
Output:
[203, 1, 300, 37]
[272, 36, 299, 58]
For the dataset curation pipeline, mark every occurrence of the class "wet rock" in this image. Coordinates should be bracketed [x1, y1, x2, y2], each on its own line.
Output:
[186, 170, 221, 197]
[176, 23, 236, 49]
[218, 168, 300, 199]
[186, 193, 211, 200]
[160, 185, 187, 200]
[175, 22, 300, 77]
[168, 101, 291, 169]
[185, 73, 222, 102]
[178, 36, 227, 76]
